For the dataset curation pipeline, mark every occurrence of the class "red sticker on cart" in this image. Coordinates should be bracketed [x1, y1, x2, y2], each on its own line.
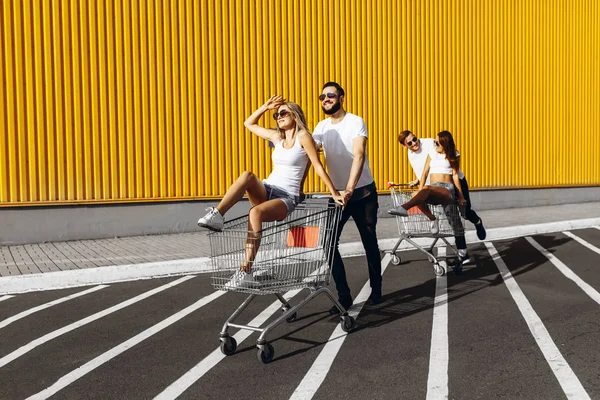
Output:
[287, 226, 319, 248]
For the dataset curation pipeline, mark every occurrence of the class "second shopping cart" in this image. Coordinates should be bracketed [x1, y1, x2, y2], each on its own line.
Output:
[385, 183, 466, 276]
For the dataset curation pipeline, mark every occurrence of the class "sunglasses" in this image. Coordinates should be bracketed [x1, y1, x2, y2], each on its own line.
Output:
[272, 109, 291, 120]
[434, 140, 440, 147]
[318, 92, 338, 101]
[406, 137, 418, 146]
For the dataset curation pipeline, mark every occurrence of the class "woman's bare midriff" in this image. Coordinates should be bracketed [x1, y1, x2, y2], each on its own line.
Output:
[429, 173, 453, 184]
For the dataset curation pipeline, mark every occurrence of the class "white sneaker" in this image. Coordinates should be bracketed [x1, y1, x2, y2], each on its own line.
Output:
[198, 207, 224, 231]
[430, 220, 439, 235]
[388, 206, 409, 217]
[224, 270, 256, 289]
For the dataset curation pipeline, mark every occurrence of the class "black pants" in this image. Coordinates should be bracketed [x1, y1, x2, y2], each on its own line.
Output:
[454, 177, 481, 250]
[331, 189, 382, 303]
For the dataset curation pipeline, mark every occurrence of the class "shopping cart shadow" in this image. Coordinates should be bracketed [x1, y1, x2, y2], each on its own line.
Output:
[230, 312, 334, 362]
[353, 234, 571, 331]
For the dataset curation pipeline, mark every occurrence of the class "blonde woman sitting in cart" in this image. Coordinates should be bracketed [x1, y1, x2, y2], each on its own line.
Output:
[388, 130, 466, 234]
[197, 95, 345, 288]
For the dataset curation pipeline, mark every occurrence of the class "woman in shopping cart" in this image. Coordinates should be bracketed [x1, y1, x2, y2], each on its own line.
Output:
[198, 95, 346, 287]
[388, 130, 467, 234]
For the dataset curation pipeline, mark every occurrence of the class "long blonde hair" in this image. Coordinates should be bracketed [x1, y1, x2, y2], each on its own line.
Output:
[276, 102, 310, 139]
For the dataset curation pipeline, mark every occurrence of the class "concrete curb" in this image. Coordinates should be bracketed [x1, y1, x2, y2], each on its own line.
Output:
[2, 218, 599, 294]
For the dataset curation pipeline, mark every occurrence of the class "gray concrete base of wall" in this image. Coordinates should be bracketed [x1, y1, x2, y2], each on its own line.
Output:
[1, 186, 599, 245]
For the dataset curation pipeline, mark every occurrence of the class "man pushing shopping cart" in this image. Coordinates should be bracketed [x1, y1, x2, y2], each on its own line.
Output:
[388, 130, 469, 275]
[197, 96, 355, 363]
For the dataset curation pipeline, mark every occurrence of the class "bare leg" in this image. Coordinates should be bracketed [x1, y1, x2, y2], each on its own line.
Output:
[242, 199, 288, 273]
[416, 204, 435, 220]
[216, 171, 268, 215]
[401, 186, 454, 220]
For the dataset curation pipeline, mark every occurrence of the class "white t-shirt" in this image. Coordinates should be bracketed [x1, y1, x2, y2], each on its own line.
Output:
[408, 138, 436, 184]
[428, 147, 465, 179]
[312, 113, 375, 190]
[409, 138, 465, 181]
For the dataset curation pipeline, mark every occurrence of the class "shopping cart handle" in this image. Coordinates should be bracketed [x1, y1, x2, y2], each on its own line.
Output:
[305, 194, 331, 199]
[387, 182, 413, 188]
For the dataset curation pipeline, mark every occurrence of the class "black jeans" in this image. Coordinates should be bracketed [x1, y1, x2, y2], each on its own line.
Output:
[331, 187, 382, 303]
[454, 176, 481, 250]
[459, 177, 480, 225]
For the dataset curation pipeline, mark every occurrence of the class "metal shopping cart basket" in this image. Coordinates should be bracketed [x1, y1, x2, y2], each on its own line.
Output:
[385, 183, 465, 276]
[208, 197, 356, 364]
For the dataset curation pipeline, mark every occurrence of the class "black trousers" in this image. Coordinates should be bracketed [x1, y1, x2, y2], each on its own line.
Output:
[331, 189, 382, 303]
[454, 176, 481, 250]
[459, 177, 480, 225]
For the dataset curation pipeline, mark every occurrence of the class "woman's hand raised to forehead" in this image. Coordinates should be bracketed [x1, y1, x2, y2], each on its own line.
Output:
[264, 95, 286, 110]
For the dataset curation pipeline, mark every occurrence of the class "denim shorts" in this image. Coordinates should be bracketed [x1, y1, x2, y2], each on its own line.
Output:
[429, 181, 457, 200]
[263, 183, 304, 215]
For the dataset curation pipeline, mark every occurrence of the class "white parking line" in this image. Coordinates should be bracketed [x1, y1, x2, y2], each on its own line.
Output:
[0, 275, 195, 369]
[0, 285, 108, 330]
[485, 242, 590, 400]
[526, 237, 600, 305]
[0, 295, 14, 303]
[426, 248, 448, 400]
[27, 289, 225, 400]
[289, 254, 392, 400]
[154, 289, 302, 400]
[563, 231, 600, 256]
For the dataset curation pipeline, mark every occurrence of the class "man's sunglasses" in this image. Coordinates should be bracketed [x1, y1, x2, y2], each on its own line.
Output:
[272, 109, 291, 120]
[318, 92, 338, 101]
[406, 137, 418, 146]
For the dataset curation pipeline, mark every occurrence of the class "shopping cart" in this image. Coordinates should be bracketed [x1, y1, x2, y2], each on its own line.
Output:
[385, 183, 465, 276]
[208, 197, 356, 364]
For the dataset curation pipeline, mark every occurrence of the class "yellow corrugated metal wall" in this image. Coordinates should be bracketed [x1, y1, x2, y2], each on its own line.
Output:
[1, 0, 599, 206]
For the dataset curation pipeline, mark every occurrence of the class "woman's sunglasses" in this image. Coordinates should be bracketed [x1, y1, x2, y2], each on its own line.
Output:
[272, 109, 291, 120]
[318, 92, 338, 101]
[406, 137, 418, 146]
[434, 140, 440, 147]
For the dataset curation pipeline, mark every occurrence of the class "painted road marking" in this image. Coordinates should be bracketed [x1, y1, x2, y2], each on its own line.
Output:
[0, 285, 108, 330]
[154, 289, 302, 400]
[563, 231, 600, 257]
[526, 236, 600, 305]
[27, 290, 225, 400]
[426, 247, 448, 400]
[289, 254, 392, 400]
[0, 276, 195, 369]
[0, 295, 14, 303]
[485, 242, 590, 400]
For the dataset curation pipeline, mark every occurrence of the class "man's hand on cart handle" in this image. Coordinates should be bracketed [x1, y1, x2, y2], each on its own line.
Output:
[458, 197, 467, 206]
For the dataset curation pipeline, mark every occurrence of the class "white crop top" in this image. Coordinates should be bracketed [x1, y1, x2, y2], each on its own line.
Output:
[428, 148, 460, 175]
[262, 135, 309, 196]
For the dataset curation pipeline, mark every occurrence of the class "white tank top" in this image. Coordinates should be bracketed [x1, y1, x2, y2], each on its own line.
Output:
[429, 148, 460, 175]
[263, 134, 309, 196]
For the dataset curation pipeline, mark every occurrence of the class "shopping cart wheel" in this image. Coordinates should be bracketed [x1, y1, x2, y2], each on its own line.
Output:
[257, 343, 274, 364]
[390, 254, 401, 265]
[281, 306, 297, 323]
[434, 263, 446, 277]
[340, 315, 356, 333]
[220, 336, 237, 356]
[285, 312, 297, 323]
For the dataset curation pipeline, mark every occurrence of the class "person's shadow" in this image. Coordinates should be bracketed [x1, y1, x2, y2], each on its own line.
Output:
[235, 233, 572, 362]
[352, 234, 572, 331]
